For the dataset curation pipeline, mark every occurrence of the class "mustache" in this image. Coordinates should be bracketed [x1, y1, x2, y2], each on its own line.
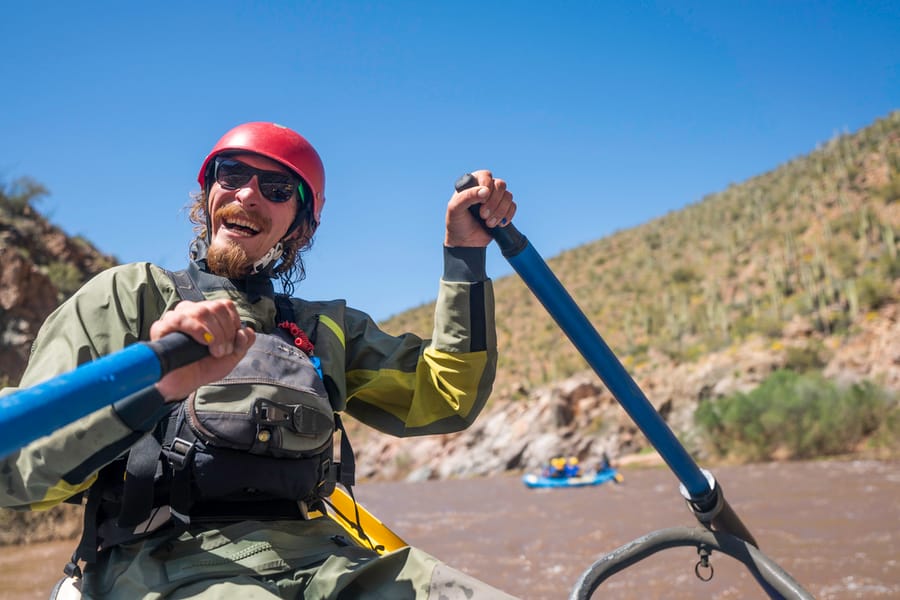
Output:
[213, 203, 271, 231]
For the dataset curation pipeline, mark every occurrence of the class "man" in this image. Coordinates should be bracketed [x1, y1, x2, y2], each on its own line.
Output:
[1, 122, 517, 598]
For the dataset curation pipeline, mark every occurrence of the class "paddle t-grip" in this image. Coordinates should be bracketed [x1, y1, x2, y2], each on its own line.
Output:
[454, 173, 528, 257]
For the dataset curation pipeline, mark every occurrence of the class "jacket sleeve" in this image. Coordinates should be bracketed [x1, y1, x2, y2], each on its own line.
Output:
[0, 263, 177, 511]
[338, 247, 498, 436]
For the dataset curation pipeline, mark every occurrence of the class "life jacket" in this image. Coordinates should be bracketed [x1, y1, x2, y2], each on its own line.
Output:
[65, 266, 356, 576]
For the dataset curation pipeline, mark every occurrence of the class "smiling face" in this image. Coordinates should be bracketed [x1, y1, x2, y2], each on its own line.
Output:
[206, 153, 299, 277]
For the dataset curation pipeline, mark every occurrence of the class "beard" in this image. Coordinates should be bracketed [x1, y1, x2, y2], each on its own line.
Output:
[206, 238, 252, 279]
[206, 204, 271, 279]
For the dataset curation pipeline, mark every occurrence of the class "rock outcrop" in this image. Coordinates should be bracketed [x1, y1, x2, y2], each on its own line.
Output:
[0, 203, 115, 384]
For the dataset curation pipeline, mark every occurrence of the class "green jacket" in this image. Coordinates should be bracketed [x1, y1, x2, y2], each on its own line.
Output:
[0, 247, 496, 513]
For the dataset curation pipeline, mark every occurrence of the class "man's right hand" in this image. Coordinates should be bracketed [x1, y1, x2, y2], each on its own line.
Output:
[150, 299, 255, 402]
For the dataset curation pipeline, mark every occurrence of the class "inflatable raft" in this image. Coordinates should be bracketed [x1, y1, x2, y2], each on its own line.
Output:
[523, 466, 624, 489]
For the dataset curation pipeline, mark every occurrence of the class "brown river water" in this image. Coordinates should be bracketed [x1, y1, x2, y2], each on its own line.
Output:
[0, 459, 896, 599]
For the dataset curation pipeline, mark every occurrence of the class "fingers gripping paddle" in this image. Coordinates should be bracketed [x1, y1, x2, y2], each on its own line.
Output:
[456, 173, 757, 546]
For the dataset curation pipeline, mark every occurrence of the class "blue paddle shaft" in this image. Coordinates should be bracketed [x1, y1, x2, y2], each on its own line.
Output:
[457, 174, 760, 546]
[0, 333, 207, 459]
[454, 173, 710, 497]
[509, 245, 711, 495]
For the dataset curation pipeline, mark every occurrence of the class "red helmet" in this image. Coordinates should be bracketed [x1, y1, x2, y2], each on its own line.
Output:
[198, 122, 326, 226]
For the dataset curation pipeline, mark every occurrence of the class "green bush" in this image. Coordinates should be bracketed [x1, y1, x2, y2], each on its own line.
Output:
[878, 250, 900, 280]
[876, 175, 900, 204]
[856, 274, 893, 310]
[46, 261, 84, 298]
[695, 370, 897, 461]
[671, 266, 698, 285]
[783, 342, 827, 372]
[732, 312, 784, 340]
[0, 177, 48, 216]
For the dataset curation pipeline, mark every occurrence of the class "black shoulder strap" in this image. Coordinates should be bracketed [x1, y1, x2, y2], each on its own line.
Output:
[166, 269, 205, 303]
[116, 433, 163, 527]
[64, 476, 104, 578]
[335, 414, 356, 488]
[274, 294, 295, 323]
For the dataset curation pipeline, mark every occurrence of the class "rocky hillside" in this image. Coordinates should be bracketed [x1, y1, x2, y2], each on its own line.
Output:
[0, 178, 117, 545]
[0, 178, 116, 386]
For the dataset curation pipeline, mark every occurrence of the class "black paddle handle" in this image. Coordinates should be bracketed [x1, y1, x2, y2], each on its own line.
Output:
[454, 173, 528, 258]
[146, 332, 210, 377]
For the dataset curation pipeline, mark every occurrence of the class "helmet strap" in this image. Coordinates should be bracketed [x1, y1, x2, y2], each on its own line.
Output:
[204, 165, 215, 244]
[250, 242, 284, 275]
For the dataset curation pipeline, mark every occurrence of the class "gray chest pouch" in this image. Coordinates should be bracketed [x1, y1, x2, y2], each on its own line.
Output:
[185, 332, 334, 458]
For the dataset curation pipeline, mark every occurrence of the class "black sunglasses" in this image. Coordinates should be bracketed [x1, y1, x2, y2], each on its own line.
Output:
[213, 157, 306, 204]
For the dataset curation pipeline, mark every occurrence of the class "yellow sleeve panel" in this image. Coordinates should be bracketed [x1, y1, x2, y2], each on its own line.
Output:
[346, 348, 489, 432]
[30, 474, 97, 511]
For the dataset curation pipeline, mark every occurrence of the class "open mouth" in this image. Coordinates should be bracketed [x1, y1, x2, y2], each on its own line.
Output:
[222, 218, 261, 236]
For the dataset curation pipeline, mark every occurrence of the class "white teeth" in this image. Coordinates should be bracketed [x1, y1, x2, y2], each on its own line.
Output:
[224, 219, 260, 234]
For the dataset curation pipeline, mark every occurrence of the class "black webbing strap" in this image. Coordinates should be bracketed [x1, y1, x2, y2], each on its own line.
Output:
[116, 433, 163, 527]
[335, 414, 356, 488]
[65, 464, 118, 576]
[274, 293, 295, 323]
[158, 408, 197, 526]
[166, 269, 205, 302]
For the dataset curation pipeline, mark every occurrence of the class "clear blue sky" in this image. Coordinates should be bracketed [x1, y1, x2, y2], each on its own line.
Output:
[2, 1, 897, 321]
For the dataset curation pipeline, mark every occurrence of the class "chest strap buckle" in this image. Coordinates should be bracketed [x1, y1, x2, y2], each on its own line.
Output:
[163, 437, 195, 471]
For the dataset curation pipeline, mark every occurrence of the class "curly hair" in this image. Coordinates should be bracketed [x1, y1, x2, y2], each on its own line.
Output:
[187, 191, 315, 296]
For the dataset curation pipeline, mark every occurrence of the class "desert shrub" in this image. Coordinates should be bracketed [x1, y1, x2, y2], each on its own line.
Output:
[695, 370, 896, 461]
[876, 175, 900, 204]
[46, 261, 84, 298]
[671, 266, 698, 285]
[855, 275, 893, 310]
[783, 342, 827, 372]
[0, 177, 48, 216]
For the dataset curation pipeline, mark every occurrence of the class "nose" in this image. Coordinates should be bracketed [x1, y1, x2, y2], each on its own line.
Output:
[233, 175, 263, 206]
